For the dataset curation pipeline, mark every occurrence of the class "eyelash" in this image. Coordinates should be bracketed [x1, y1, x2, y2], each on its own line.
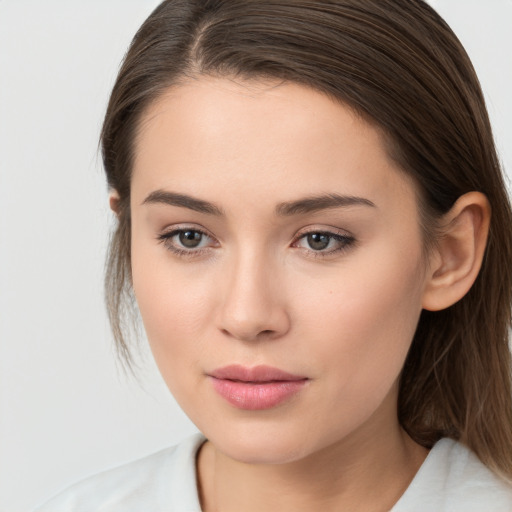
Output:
[157, 227, 216, 259]
[293, 230, 355, 258]
[157, 227, 355, 259]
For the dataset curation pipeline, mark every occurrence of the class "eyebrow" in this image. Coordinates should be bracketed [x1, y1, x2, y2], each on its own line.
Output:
[142, 190, 375, 216]
[142, 190, 224, 215]
[275, 193, 376, 216]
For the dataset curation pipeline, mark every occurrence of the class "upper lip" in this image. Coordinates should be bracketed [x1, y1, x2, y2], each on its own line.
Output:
[209, 364, 307, 382]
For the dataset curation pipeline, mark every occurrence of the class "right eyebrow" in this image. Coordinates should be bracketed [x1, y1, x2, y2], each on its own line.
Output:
[142, 190, 224, 216]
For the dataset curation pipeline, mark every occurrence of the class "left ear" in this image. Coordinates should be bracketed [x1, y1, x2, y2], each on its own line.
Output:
[422, 191, 491, 311]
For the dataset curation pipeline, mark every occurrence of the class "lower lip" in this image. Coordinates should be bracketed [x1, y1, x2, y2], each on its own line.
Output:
[210, 377, 307, 410]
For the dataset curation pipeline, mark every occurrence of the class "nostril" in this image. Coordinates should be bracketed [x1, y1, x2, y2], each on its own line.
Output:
[220, 326, 278, 342]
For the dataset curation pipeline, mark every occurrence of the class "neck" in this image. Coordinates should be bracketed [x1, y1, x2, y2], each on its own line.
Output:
[197, 400, 428, 512]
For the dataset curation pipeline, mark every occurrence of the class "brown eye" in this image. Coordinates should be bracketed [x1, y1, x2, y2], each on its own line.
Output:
[294, 230, 355, 256]
[157, 227, 216, 256]
[179, 230, 203, 248]
[307, 233, 331, 251]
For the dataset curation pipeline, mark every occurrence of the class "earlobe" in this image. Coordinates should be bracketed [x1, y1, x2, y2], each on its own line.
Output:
[422, 192, 490, 311]
[109, 190, 121, 217]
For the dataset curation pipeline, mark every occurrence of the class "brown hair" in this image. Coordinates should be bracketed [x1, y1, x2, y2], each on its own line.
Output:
[101, 0, 512, 479]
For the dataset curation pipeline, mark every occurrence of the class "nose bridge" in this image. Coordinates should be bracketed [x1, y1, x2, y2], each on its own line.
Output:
[218, 243, 289, 341]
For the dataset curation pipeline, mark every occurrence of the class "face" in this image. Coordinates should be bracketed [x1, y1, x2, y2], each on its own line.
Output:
[129, 77, 431, 464]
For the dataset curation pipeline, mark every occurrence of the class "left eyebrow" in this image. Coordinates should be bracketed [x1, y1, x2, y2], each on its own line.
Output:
[275, 194, 376, 216]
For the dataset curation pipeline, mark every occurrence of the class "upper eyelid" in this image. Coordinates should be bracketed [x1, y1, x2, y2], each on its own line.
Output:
[294, 225, 353, 239]
[158, 225, 350, 237]
[159, 224, 215, 239]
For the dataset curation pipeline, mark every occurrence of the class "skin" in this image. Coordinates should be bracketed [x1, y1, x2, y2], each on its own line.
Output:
[125, 77, 489, 511]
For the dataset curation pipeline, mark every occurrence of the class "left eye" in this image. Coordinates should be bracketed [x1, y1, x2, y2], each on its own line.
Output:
[295, 232, 354, 253]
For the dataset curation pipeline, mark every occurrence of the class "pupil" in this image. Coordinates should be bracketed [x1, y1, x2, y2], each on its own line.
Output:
[308, 233, 330, 250]
[179, 230, 202, 248]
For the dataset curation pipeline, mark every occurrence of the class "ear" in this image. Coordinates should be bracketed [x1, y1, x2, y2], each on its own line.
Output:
[422, 192, 490, 311]
[109, 189, 121, 217]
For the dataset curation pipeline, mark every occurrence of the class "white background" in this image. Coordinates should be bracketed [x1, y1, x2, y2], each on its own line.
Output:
[1, 1, 511, 511]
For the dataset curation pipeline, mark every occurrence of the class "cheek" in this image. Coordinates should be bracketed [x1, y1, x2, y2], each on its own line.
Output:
[130, 232, 214, 378]
[299, 242, 425, 395]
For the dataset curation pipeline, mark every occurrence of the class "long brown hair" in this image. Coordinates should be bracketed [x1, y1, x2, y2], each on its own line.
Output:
[101, 0, 512, 479]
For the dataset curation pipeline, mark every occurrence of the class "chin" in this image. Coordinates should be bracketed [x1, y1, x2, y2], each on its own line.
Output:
[201, 419, 323, 465]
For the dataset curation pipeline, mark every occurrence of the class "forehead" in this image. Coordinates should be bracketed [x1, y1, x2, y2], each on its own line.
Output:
[131, 77, 417, 213]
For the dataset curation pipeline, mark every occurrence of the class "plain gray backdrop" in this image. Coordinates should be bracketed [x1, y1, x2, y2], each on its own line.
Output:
[1, 1, 511, 511]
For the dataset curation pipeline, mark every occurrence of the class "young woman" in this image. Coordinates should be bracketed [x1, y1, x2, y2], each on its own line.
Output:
[35, 1, 512, 510]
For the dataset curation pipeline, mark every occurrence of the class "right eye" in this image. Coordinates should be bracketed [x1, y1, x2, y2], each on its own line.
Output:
[157, 227, 217, 257]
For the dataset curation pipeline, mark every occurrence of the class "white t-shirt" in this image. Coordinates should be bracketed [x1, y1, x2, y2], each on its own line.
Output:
[34, 434, 512, 511]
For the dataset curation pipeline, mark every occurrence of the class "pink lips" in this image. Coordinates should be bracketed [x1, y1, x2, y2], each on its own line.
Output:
[208, 365, 308, 410]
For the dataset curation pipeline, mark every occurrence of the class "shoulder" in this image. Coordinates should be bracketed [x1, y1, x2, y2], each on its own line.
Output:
[33, 433, 205, 512]
[393, 438, 512, 512]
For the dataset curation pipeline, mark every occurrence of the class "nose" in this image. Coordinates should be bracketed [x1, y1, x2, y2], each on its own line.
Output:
[217, 251, 291, 342]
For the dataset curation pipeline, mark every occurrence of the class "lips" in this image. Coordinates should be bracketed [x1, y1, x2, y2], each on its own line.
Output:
[208, 365, 308, 410]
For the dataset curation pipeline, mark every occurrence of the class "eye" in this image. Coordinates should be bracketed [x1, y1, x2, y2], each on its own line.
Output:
[305, 233, 332, 251]
[177, 230, 205, 248]
[157, 227, 217, 256]
[294, 230, 355, 256]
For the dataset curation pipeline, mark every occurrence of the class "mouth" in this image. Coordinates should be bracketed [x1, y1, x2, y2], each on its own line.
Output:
[208, 365, 308, 410]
